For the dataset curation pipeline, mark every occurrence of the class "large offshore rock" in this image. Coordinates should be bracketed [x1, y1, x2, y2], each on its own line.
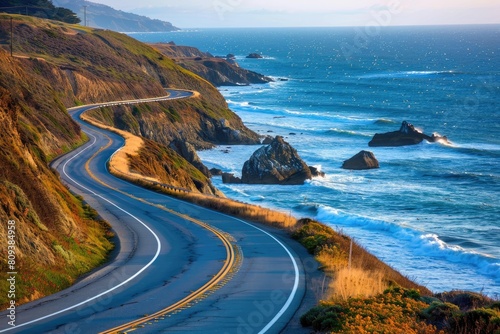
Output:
[369, 121, 448, 147]
[241, 136, 312, 185]
[342, 151, 380, 170]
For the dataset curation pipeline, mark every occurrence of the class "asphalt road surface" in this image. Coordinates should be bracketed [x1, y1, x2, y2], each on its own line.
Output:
[0, 90, 306, 334]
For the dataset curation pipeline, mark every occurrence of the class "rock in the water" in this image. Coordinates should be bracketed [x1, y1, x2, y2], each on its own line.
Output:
[222, 172, 242, 184]
[309, 166, 325, 177]
[241, 136, 312, 185]
[342, 151, 380, 170]
[262, 135, 273, 145]
[210, 168, 223, 176]
[246, 53, 263, 59]
[369, 121, 448, 147]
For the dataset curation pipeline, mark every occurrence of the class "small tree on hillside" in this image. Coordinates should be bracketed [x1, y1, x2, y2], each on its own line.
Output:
[0, 0, 80, 24]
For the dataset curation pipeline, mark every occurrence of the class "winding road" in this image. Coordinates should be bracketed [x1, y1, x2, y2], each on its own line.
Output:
[0, 90, 307, 333]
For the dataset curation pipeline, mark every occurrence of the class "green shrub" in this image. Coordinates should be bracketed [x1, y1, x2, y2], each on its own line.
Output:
[300, 304, 345, 332]
[452, 308, 500, 334]
[302, 288, 437, 333]
[435, 291, 493, 311]
[421, 301, 460, 330]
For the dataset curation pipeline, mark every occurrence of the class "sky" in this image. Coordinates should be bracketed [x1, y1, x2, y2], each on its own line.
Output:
[85, 0, 500, 28]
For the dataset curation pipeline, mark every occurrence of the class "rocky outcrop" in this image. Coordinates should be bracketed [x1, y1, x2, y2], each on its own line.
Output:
[151, 44, 273, 86]
[169, 139, 211, 177]
[342, 151, 380, 170]
[262, 135, 274, 144]
[210, 168, 223, 176]
[369, 121, 448, 147]
[222, 173, 242, 184]
[197, 59, 272, 86]
[200, 118, 259, 145]
[240, 136, 312, 185]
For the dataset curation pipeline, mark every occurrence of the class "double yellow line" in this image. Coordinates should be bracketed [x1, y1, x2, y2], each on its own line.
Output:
[77, 115, 239, 333]
[100, 221, 236, 333]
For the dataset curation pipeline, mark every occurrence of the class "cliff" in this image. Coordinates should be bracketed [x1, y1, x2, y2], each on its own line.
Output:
[151, 43, 273, 86]
[0, 14, 256, 306]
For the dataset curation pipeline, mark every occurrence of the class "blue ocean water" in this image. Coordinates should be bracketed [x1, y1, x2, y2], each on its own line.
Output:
[130, 26, 500, 296]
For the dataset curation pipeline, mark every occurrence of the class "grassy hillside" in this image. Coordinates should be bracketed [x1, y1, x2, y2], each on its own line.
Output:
[0, 49, 113, 307]
[0, 14, 258, 306]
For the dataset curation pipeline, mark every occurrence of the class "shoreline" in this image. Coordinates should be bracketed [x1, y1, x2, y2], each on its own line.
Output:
[196, 85, 500, 296]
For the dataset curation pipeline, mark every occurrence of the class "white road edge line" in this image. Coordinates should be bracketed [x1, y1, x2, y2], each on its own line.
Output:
[86, 89, 300, 332]
[133, 185, 301, 333]
[215, 213, 300, 334]
[0, 127, 162, 332]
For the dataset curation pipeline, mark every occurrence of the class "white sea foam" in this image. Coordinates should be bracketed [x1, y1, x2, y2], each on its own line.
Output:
[316, 206, 500, 282]
[360, 70, 456, 79]
[326, 128, 373, 138]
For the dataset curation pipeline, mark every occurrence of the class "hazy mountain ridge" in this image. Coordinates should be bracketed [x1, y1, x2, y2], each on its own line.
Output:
[55, 0, 179, 32]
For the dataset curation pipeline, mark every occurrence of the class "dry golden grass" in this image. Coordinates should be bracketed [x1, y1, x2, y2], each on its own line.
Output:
[80, 113, 161, 183]
[329, 267, 387, 301]
[152, 185, 297, 229]
[292, 219, 432, 301]
[316, 245, 348, 272]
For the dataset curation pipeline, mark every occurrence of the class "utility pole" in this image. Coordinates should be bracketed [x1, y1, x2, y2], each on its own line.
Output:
[83, 5, 87, 26]
[10, 17, 13, 57]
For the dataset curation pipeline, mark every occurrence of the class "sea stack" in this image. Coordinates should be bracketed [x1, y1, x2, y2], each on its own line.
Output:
[241, 136, 312, 185]
[342, 151, 380, 170]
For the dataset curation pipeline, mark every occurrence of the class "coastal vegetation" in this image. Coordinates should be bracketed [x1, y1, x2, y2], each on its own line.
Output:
[0, 0, 80, 24]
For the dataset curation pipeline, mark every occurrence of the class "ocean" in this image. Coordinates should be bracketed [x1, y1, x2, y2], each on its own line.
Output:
[129, 26, 500, 296]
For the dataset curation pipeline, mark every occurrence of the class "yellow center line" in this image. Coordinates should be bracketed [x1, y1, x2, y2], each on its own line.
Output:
[76, 120, 240, 334]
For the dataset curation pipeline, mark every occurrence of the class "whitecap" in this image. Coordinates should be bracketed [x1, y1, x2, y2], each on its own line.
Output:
[315, 206, 500, 282]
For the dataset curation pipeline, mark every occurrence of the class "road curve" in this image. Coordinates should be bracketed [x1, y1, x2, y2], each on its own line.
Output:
[0, 89, 305, 333]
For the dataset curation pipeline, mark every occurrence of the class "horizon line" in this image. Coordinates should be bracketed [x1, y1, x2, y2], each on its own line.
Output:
[126, 22, 500, 33]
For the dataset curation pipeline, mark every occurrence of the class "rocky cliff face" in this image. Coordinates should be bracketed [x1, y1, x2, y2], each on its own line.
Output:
[130, 139, 223, 196]
[241, 136, 313, 185]
[169, 139, 211, 177]
[151, 43, 273, 86]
